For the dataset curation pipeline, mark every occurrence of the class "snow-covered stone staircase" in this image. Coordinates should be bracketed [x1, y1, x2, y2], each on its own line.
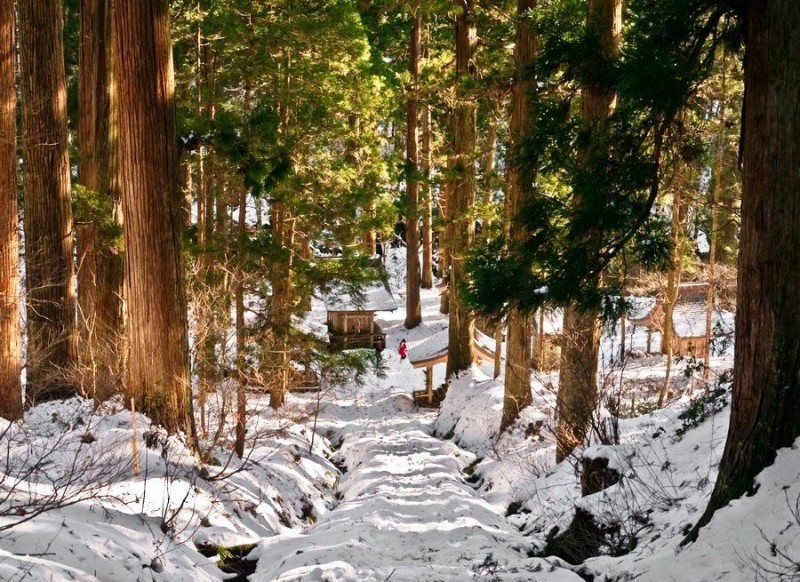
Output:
[248, 424, 581, 581]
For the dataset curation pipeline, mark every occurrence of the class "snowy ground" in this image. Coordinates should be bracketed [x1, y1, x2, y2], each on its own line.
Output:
[1, 248, 798, 581]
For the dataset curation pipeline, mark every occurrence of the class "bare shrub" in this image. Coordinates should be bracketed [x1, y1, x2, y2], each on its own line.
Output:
[0, 402, 130, 532]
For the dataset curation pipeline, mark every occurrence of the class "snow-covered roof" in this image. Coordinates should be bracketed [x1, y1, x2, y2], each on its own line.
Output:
[408, 330, 449, 365]
[408, 328, 497, 368]
[673, 300, 710, 338]
[624, 296, 657, 322]
[323, 281, 398, 313]
[473, 328, 497, 356]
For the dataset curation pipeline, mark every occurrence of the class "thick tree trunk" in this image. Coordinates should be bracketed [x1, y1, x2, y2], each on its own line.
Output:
[693, 0, 800, 534]
[500, 0, 538, 432]
[445, 0, 477, 380]
[405, 12, 422, 329]
[18, 0, 78, 402]
[555, 0, 621, 461]
[269, 201, 293, 410]
[77, 0, 124, 401]
[268, 65, 293, 410]
[113, 0, 195, 444]
[0, 0, 21, 419]
[557, 301, 601, 460]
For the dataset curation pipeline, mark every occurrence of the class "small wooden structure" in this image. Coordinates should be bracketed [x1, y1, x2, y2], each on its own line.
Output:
[669, 282, 711, 358]
[324, 281, 398, 349]
[627, 282, 711, 357]
[288, 367, 320, 391]
[407, 328, 498, 408]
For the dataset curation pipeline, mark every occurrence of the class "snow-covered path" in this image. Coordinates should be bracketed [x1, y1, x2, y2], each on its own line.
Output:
[249, 397, 580, 582]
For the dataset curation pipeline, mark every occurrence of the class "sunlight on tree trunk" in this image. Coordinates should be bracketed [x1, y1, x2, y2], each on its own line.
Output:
[501, 0, 537, 432]
[703, 57, 728, 383]
[691, 0, 800, 539]
[0, 0, 21, 420]
[19, 0, 78, 402]
[114, 0, 196, 446]
[445, 0, 477, 380]
[77, 0, 124, 402]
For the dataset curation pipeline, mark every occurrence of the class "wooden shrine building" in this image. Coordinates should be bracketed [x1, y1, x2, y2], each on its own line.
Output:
[324, 281, 398, 349]
[627, 282, 712, 358]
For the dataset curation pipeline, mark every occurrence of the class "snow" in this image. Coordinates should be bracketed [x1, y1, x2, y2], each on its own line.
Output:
[1, 246, 796, 582]
[323, 280, 398, 312]
[407, 327, 498, 366]
[407, 328, 448, 364]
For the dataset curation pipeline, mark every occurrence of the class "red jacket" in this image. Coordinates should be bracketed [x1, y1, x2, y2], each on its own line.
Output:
[398, 342, 408, 358]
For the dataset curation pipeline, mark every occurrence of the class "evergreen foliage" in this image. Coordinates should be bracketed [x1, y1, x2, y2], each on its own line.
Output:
[465, 0, 741, 317]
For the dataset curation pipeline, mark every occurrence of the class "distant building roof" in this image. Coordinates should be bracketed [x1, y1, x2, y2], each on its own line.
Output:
[624, 297, 658, 323]
[323, 280, 398, 313]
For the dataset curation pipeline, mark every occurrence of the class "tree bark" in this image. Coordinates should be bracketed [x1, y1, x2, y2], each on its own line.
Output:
[658, 186, 687, 406]
[501, 0, 538, 432]
[555, 0, 621, 461]
[113, 0, 195, 444]
[703, 59, 728, 382]
[439, 144, 453, 315]
[445, 0, 477, 380]
[693, 0, 800, 535]
[77, 0, 124, 401]
[269, 200, 293, 410]
[421, 100, 434, 289]
[404, 11, 422, 329]
[0, 0, 21, 419]
[18, 0, 78, 402]
[268, 58, 293, 411]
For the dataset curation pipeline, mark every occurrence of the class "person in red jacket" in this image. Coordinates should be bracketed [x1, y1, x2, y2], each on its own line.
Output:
[398, 339, 408, 360]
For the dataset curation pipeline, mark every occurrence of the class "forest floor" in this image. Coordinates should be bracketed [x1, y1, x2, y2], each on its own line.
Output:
[1, 248, 799, 581]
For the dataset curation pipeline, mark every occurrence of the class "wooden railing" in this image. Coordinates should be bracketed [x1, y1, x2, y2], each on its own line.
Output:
[329, 326, 387, 350]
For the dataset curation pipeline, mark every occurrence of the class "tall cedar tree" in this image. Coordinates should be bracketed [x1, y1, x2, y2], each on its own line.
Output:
[113, 0, 196, 442]
[18, 0, 78, 402]
[404, 10, 422, 329]
[77, 0, 124, 399]
[420, 13, 433, 293]
[691, 0, 800, 536]
[445, 0, 477, 379]
[555, 0, 621, 462]
[268, 48, 292, 410]
[501, 0, 537, 432]
[420, 96, 434, 290]
[0, 0, 21, 419]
